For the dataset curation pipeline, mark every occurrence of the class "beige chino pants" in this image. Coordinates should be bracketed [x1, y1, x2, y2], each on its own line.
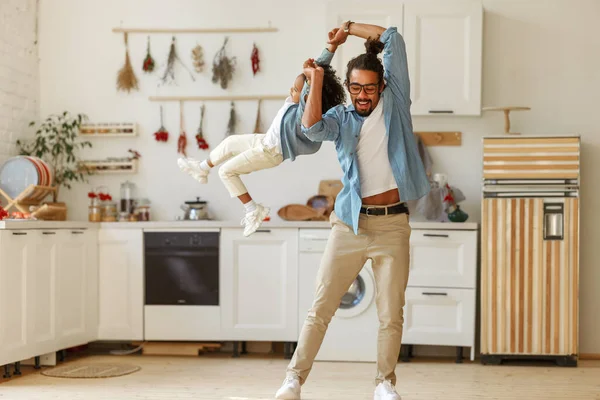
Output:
[287, 206, 411, 386]
[209, 134, 283, 198]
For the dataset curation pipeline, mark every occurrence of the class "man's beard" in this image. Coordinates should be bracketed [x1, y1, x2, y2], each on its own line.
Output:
[353, 98, 373, 116]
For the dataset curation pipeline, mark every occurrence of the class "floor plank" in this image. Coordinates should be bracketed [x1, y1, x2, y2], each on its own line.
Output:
[1, 354, 599, 399]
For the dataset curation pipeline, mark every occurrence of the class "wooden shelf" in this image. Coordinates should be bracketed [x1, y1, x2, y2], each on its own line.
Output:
[79, 159, 138, 174]
[113, 26, 278, 34]
[149, 95, 287, 102]
[79, 123, 137, 137]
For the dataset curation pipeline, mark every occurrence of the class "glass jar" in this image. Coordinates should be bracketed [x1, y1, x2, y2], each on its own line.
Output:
[101, 202, 118, 222]
[135, 198, 151, 221]
[89, 205, 102, 222]
[120, 181, 135, 214]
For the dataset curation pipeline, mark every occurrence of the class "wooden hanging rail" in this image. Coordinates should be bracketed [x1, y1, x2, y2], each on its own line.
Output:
[149, 95, 287, 102]
[113, 27, 278, 34]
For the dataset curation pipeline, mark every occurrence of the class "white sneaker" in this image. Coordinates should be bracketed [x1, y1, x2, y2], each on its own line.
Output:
[240, 204, 270, 237]
[177, 157, 209, 183]
[374, 380, 402, 400]
[275, 376, 301, 399]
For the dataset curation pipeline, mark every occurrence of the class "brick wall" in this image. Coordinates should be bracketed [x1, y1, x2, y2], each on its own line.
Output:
[0, 0, 39, 164]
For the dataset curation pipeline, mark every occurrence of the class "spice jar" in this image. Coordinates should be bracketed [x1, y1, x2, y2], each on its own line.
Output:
[135, 198, 151, 221]
[101, 202, 118, 222]
[89, 205, 102, 222]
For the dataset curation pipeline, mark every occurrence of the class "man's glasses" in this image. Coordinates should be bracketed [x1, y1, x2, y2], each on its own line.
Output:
[347, 82, 380, 95]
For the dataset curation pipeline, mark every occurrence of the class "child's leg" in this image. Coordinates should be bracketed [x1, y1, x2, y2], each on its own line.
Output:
[219, 144, 283, 236]
[178, 134, 261, 183]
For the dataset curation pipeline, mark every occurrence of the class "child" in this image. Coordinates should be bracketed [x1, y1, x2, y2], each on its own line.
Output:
[178, 43, 346, 236]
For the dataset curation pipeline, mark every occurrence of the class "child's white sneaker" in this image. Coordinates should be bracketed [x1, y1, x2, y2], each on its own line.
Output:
[240, 204, 269, 237]
[275, 376, 301, 399]
[374, 380, 402, 400]
[177, 157, 209, 184]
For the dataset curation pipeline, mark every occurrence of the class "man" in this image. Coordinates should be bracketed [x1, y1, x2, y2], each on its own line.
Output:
[275, 21, 430, 400]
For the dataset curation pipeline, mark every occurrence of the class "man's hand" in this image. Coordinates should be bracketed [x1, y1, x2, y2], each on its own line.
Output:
[327, 27, 348, 46]
[303, 58, 323, 82]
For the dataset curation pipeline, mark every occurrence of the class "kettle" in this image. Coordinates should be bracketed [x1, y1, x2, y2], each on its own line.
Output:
[181, 197, 209, 220]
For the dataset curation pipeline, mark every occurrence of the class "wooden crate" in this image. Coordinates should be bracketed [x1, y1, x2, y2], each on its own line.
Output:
[480, 197, 579, 365]
[482, 136, 580, 181]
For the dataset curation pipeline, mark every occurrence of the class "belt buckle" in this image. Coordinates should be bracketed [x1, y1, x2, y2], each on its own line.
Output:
[365, 206, 387, 216]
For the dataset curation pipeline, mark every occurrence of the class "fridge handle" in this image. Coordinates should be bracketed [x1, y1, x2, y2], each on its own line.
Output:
[543, 203, 564, 240]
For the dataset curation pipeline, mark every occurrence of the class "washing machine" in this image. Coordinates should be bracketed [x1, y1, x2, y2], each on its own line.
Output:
[298, 229, 378, 362]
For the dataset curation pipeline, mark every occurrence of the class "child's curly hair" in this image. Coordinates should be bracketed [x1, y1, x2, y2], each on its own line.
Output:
[308, 63, 346, 112]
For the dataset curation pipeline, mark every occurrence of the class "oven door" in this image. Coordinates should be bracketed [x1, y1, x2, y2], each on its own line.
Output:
[144, 231, 219, 306]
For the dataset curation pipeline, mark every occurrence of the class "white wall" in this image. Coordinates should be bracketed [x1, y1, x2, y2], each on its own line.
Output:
[38, 0, 600, 353]
[0, 0, 39, 164]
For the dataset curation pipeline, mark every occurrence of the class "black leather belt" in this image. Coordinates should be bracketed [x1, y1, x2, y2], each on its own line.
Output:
[360, 202, 409, 216]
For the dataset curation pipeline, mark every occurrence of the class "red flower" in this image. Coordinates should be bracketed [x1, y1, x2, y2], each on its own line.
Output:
[88, 192, 97, 198]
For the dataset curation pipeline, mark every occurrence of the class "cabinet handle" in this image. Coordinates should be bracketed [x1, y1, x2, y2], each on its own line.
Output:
[423, 234, 449, 238]
[428, 110, 454, 114]
[12, 232, 27, 236]
[71, 231, 84, 234]
[423, 292, 448, 296]
[42, 231, 56, 235]
[255, 229, 271, 233]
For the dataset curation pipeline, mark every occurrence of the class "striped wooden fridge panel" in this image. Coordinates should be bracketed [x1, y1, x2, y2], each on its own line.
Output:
[482, 137, 580, 180]
[480, 197, 579, 356]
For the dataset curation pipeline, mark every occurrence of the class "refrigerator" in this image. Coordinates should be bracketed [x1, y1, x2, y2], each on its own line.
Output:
[479, 136, 580, 366]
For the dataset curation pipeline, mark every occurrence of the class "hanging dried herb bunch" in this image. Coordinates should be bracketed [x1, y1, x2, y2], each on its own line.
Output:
[195, 104, 208, 150]
[251, 43, 260, 76]
[212, 37, 236, 89]
[226, 102, 237, 136]
[254, 99, 262, 133]
[153, 105, 169, 142]
[161, 36, 196, 85]
[191, 43, 205, 73]
[117, 33, 139, 92]
[177, 101, 188, 157]
[142, 36, 155, 73]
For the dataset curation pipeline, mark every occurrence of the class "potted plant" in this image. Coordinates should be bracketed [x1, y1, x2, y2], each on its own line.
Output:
[16, 111, 93, 203]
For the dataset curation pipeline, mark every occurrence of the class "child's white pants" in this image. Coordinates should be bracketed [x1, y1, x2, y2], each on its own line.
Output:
[209, 134, 283, 198]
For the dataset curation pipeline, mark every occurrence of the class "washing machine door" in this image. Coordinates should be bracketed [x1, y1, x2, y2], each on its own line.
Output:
[336, 261, 375, 319]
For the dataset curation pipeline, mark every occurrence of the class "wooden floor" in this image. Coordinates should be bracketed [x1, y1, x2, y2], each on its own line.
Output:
[1, 354, 599, 399]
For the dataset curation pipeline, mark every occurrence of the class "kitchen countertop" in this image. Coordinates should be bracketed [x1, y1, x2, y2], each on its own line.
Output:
[0, 219, 478, 230]
[99, 219, 478, 230]
[0, 220, 97, 230]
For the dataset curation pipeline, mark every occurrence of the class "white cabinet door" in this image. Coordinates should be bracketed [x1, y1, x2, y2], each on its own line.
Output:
[408, 230, 477, 288]
[0, 231, 31, 365]
[97, 229, 143, 341]
[27, 230, 59, 357]
[404, 0, 483, 115]
[55, 229, 89, 349]
[220, 228, 298, 341]
[402, 287, 475, 346]
[326, 0, 404, 96]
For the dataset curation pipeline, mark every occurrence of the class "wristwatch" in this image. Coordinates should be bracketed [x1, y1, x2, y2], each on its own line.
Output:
[344, 20, 354, 33]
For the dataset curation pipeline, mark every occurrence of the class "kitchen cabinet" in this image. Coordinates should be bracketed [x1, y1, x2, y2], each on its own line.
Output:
[220, 228, 298, 341]
[97, 229, 143, 341]
[55, 229, 98, 349]
[0, 227, 98, 369]
[27, 230, 60, 358]
[0, 230, 32, 367]
[403, 0, 483, 116]
[326, 0, 483, 116]
[402, 227, 478, 361]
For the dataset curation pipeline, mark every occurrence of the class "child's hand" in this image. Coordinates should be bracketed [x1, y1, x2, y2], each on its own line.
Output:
[303, 58, 317, 79]
[328, 27, 348, 46]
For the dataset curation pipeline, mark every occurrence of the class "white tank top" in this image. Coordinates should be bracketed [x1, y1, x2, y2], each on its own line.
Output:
[355, 100, 398, 198]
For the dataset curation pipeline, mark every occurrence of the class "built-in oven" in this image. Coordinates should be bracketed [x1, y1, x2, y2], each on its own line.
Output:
[144, 231, 219, 305]
[143, 230, 222, 341]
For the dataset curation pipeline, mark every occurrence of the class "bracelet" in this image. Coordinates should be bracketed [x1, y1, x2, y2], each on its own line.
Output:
[344, 20, 354, 33]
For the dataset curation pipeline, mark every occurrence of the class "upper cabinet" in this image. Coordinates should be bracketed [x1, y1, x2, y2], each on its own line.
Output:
[404, 0, 483, 116]
[326, 0, 483, 116]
